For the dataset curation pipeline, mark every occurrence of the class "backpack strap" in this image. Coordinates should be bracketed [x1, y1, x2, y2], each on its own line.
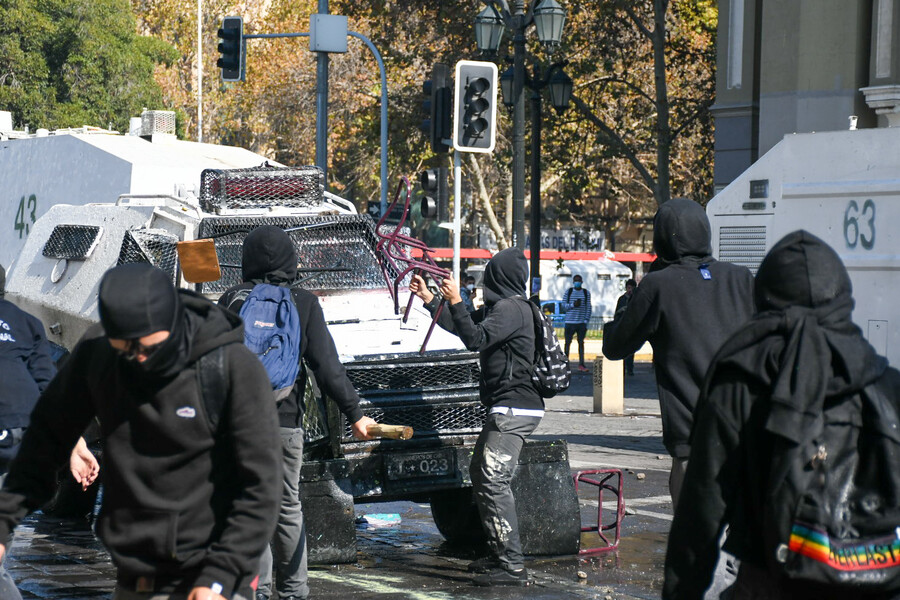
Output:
[197, 346, 228, 436]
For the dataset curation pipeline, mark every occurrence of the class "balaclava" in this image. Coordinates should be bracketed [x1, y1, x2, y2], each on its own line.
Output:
[482, 248, 528, 306]
[98, 263, 190, 378]
[651, 197, 714, 269]
[241, 226, 298, 284]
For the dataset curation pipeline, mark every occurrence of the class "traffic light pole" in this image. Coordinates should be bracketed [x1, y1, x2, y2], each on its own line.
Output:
[453, 150, 463, 281]
[529, 69, 542, 295]
[236, 28, 389, 212]
[512, 7, 527, 250]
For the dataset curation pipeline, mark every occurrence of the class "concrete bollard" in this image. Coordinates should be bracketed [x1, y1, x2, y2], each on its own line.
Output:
[593, 354, 624, 414]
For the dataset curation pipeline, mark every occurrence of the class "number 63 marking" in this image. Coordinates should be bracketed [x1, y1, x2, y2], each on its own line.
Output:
[844, 199, 875, 250]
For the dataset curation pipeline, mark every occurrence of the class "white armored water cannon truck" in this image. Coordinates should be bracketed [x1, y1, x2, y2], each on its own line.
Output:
[1, 125, 581, 562]
[707, 127, 900, 367]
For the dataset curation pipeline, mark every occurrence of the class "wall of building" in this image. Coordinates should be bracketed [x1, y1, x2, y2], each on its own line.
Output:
[713, 0, 883, 191]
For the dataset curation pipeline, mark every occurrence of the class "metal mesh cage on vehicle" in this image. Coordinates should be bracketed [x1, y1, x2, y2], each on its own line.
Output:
[345, 357, 480, 394]
[198, 214, 405, 293]
[141, 110, 176, 136]
[302, 375, 328, 446]
[42, 225, 102, 260]
[339, 352, 484, 442]
[199, 165, 325, 213]
[116, 229, 180, 282]
[341, 402, 486, 442]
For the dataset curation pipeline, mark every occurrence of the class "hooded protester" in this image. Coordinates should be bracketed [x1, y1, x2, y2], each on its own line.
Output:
[218, 225, 376, 600]
[409, 247, 540, 587]
[0, 262, 57, 600]
[0, 263, 281, 600]
[663, 230, 897, 600]
[602, 197, 755, 505]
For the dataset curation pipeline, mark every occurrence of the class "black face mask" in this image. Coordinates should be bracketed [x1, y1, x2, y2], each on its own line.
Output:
[127, 309, 195, 380]
[99, 264, 192, 380]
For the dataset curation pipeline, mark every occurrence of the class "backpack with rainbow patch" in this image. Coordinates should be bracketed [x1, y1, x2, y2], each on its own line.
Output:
[762, 381, 900, 591]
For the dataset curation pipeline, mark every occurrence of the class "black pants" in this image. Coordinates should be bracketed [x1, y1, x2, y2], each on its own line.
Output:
[470, 411, 541, 571]
[564, 323, 588, 366]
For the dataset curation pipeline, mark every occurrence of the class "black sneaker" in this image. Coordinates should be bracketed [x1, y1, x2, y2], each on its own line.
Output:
[473, 566, 530, 586]
[467, 556, 500, 573]
[255, 594, 269, 600]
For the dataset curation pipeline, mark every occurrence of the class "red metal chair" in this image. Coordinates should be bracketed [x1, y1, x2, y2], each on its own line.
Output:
[573, 469, 625, 554]
[374, 177, 451, 354]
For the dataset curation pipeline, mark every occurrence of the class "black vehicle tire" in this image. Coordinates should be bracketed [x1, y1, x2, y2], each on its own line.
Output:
[430, 487, 487, 545]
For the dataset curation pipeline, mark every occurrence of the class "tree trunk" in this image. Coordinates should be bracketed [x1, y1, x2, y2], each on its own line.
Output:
[467, 154, 510, 250]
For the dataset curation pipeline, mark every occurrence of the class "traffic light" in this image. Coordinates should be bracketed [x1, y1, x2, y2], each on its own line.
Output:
[453, 60, 498, 153]
[419, 167, 449, 220]
[217, 16, 244, 82]
[421, 64, 452, 153]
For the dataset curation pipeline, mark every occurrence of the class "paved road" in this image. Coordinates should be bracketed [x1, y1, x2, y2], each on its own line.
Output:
[7, 361, 672, 600]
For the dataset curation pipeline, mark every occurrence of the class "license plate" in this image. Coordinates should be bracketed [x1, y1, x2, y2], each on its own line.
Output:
[385, 450, 455, 480]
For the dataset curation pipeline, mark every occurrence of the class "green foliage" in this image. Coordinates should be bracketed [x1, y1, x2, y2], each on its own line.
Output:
[0, 0, 174, 131]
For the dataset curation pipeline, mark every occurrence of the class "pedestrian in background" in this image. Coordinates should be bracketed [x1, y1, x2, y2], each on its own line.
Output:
[409, 248, 540, 587]
[664, 231, 899, 600]
[460, 274, 477, 313]
[219, 226, 376, 600]
[614, 278, 637, 376]
[602, 198, 754, 507]
[563, 274, 591, 372]
[0, 263, 281, 600]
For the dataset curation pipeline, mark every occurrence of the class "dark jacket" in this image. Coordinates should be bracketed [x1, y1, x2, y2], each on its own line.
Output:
[0, 291, 281, 596]
[427, 248, 541, 410]
[0, 299, 55, 432]
[602, 198, 755, 458]
[663, 231, 896, 600]
[218, 225, 364, 427]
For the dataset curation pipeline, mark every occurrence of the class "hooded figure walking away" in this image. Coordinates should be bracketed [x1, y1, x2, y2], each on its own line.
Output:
[664, 231, 900, 600]
[410, 248, 540, 587]
[219, 226, 376, 600]
[602, 198, 755, 505]
[0, 263, 281, 600]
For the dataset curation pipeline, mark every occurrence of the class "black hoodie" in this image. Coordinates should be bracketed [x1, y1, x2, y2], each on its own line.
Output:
[0, 281, 281, 597]
[663, 231, 895, 600]
[603, 198, 755, 458]
[219, 225, 364, 427]
[427, 248, 541, 410]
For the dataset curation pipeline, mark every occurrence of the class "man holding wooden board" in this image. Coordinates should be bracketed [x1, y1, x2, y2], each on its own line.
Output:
[219, 226, 377, 600]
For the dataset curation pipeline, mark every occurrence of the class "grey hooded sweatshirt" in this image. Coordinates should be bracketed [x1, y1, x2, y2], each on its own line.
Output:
[602, 198, 755, 458]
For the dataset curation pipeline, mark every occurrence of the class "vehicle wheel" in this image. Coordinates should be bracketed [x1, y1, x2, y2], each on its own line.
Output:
[430, 487, 487, 545]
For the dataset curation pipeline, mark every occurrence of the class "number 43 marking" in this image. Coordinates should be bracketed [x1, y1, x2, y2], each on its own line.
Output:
[15, 194, 37, 239]
[844, 199, 875, 250]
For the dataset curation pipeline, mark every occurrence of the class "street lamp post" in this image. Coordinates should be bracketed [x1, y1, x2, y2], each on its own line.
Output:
[478, 1, 569, 295]
[475, 0, 571, 278]
[501, 63, 573, 291]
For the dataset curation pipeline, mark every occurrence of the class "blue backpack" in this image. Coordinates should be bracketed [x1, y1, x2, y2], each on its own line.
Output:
[234, 284, 302, 401]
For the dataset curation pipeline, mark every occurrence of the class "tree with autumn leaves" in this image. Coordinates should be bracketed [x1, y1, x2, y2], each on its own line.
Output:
[1, 0, 717, 251]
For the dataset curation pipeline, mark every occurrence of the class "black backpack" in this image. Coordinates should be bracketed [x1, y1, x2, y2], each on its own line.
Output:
[763, 383, 900, 591]
[515, 298, 570, 398]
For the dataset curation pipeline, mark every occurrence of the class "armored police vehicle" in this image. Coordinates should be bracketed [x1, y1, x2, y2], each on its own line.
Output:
[707, 126, 900, 368]
[2, 121, 579, 562]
